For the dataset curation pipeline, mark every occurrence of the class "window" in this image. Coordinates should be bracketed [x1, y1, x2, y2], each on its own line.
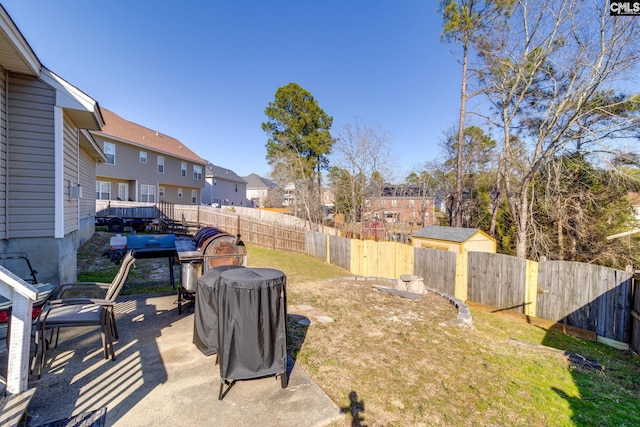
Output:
[141, 184, 156, 202]
[409, 199, 414, 207]
[391, 200, 397, 207]
[235, 184, 238, 192]
[96, 181, 111, 200]
[178, 188, 183, 198]
[159, 187, 165, 198]
[157, 156, 164, 174]
[193, 165, 202, 180]
[104, 142, 115, 165]
[139, 151, 147, 163]
[181, 162, 187, 177]
[191, 190, 198, 204]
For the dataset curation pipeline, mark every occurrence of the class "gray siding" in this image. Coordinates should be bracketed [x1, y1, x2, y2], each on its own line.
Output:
[63, 118, 78, 235]
[77, 145, 96, 246]
[7, 75, 55, 238]
[205, 177, 248, 206]
[0, 66, 6, 239]
[79, 145, 96, 220]
[94, 134, 204, 204]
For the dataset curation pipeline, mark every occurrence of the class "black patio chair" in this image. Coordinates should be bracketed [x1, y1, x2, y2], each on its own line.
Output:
[31, 250, 136, 378]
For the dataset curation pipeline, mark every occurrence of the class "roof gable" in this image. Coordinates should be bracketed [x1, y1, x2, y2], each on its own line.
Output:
[243, 174, 276, 189]
[0, 5, 40, 76]
[96, 108, 206, 164]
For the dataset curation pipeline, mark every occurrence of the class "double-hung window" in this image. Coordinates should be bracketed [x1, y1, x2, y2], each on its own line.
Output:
[157, 156, 165, 174]
[104, 142, 115, 165]
[140, 151, 147, 163]
[96, 181, 111, 200]
[191, 190, 198, 204]
[141, 184, 156, 202]
[193, 165, 202, 180]
[181, 162, 187, 177]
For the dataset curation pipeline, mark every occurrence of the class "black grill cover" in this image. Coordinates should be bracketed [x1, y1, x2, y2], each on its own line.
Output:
[216, 268, 287, 382]
[192, 265, 244, 356]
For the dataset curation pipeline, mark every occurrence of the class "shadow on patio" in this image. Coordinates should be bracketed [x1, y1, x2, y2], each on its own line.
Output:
[14, 293, 341, 427]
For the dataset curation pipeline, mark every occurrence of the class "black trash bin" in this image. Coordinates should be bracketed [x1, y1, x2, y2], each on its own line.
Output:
[192, 265, 244, 356]
[215, 267, 288, 400]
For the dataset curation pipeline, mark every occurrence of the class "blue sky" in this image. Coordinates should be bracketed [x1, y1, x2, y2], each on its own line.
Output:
[2, 1, 461, 179]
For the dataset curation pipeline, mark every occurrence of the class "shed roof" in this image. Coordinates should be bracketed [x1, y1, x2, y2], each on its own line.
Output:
[412, 225, 488, 243]
[96, 108, 206, 164]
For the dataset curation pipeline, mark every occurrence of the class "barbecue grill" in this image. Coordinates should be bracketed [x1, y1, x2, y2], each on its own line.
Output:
[177, 227, 247, 312]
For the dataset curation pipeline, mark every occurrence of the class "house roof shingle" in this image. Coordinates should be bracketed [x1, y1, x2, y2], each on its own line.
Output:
[412, 225, 483, 243]
[206, 164, 246, 184]
[243, 173, 276, 190]
[97, 108, 206, 164]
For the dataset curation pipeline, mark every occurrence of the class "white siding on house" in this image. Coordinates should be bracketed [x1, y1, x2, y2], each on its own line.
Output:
[0, 66, 6, 239]
[7, 75, 55, 238]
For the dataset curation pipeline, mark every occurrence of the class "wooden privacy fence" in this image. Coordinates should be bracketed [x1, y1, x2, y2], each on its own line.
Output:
[632, 278, 640, 355]
[102, 202, 639, 350]
[349, 240, 414, 279]
[468, 252, 527, 314]
[468, 252, 634, 346]
[414, 247, 457, 297]
[173, 204, 306, 253]
[537, 261, 633, 345]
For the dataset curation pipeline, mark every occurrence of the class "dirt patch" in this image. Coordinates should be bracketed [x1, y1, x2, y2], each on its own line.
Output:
[78, 231, 176, 294]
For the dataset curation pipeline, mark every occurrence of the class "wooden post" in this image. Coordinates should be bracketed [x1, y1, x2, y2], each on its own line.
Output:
[454, 249, 468, 302]
[0, 267, 38, 394]
[524, 259, 539, 317]
[326, 234, 330, 264]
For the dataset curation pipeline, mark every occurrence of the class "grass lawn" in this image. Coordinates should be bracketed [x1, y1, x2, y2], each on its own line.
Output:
[79, 232, 640, 426]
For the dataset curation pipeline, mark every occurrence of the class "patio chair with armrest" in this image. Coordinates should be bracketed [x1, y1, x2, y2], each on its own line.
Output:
[31, 250, 136, 378]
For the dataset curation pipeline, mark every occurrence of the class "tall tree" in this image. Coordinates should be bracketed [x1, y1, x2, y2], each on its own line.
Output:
[440, 0, 513, 227]
[262, 83, 334, 227]
[479, 0, 640, 258]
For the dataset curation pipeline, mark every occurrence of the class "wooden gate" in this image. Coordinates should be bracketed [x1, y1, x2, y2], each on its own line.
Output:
[632, 276, 640, 355]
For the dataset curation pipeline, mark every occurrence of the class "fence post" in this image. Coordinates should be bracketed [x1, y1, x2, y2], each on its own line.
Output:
[326, 234, 330, 264]
[524, 259, 539, 317]
[455, 249, 468, 302]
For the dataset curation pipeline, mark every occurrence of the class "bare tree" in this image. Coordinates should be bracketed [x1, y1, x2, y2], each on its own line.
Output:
[329, 119, 395, 237]
[480, 0, 640, 258]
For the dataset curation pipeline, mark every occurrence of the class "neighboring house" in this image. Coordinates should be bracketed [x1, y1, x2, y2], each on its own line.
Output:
[243, 173, 277, 208]
[0, 6, 106, 284]
[629, 192, 640, 221]
[411, 225, 496, 254]
[203, 164, 247, 206]
[364, 185, 435, 226]
[91, 108, 207, 205]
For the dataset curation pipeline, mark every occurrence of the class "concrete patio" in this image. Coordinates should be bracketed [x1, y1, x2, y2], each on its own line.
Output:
[1, 293, 343, 427]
